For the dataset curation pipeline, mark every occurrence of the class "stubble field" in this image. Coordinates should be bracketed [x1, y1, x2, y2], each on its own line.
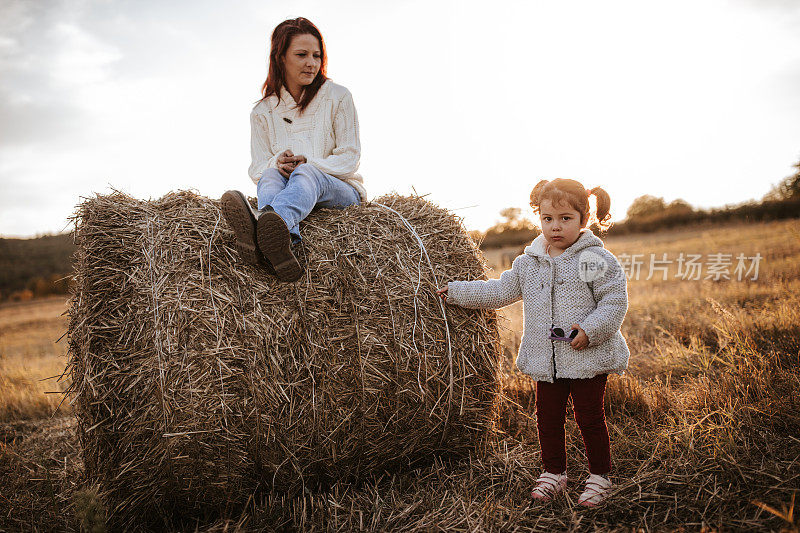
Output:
[1, 218, 799, 531]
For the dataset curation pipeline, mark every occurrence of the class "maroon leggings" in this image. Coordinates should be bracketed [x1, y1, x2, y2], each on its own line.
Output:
[536, 373, 611, 475]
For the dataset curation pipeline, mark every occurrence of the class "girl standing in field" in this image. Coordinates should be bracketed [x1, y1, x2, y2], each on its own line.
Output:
[221, 17, 366, 282]
[437, 179, 630, 507]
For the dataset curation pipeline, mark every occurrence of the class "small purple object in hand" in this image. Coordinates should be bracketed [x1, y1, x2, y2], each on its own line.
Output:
[549, 326, 579, 342]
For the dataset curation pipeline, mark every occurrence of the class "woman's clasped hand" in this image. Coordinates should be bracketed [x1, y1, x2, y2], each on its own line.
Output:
[276, 150, 307, 178]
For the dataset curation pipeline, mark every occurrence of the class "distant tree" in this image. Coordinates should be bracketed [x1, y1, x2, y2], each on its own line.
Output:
[31, 277, 51, 298]
[626, 195, 667, 220]
[763, 159, 800, 201]
[480, 207, 539, 249]
[665, 198, 694, 215]
[10, 289, 34, 302]
[496, 207, 534, 230]
[499, 207, 522, 224]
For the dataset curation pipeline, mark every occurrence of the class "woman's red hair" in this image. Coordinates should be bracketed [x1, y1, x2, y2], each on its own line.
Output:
[259, 17, 328, 113]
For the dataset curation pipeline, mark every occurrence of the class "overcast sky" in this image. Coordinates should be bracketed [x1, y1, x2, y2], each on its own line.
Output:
[1, 0, 799, 237]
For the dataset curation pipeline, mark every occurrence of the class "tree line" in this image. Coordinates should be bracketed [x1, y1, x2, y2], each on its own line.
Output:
[0, 161, 798, 300]
[0, 233, 75, 301]
[476, 159, 800, 248]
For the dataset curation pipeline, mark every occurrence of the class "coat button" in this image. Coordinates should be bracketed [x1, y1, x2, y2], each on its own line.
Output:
[557, 279, 564, 284]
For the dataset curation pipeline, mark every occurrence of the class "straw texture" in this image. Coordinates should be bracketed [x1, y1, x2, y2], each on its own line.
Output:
[66, 190, 500, 526]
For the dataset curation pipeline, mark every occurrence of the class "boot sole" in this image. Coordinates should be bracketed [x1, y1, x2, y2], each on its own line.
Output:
[220, 191, 261, 266]
[257, 211, 302, 282]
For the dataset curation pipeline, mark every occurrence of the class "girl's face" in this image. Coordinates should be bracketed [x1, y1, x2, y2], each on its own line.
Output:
[282, 33, 322, 92]
[540, 198, 583, 252]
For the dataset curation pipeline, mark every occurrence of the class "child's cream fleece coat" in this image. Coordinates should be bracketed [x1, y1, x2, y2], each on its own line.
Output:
[447, 229, 629, 383]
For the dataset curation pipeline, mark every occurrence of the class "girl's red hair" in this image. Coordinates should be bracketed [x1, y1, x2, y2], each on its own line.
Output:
[258, 17, 328, 113]
[530, 178, 613, 232]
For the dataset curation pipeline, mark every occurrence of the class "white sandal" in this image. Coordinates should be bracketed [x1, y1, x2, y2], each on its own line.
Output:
[578, 474, 613, 507]
[531, 471, 568, 501]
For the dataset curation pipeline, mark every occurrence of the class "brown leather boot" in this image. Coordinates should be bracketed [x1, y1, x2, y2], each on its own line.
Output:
[220, 190, 275, 274]
[256, 209, 303, 282]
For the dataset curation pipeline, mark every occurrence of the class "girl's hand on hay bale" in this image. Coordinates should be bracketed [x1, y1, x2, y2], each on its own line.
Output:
[437, 286, 448, 303]
[569, 324, 589, 350]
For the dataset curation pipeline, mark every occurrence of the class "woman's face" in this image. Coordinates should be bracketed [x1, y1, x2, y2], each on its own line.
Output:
[282, 33, 322, 91]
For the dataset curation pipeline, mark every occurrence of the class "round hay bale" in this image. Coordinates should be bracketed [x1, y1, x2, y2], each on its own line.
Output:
[66, 191, 501, 524]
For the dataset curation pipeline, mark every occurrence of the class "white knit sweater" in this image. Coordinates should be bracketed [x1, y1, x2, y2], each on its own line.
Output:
[447, 229, 630, 382]
[247, 80, 367, 202]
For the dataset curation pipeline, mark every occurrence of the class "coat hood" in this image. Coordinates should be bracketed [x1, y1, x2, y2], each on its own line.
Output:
[524, 228, 605, 259]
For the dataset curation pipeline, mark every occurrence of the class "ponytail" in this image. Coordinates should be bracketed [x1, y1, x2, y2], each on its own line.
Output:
[589, 186, 613, 232]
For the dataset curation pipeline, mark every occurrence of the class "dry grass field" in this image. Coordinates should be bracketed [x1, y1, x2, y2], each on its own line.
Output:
[1, 218, 799, 531]
[0, 296, 71, 422]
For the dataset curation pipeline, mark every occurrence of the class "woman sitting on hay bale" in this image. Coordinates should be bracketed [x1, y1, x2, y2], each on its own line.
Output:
[221, 17, 366, 282]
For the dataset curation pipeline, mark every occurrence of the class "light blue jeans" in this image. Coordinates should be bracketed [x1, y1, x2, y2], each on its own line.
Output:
[257, 163, 361, 243]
